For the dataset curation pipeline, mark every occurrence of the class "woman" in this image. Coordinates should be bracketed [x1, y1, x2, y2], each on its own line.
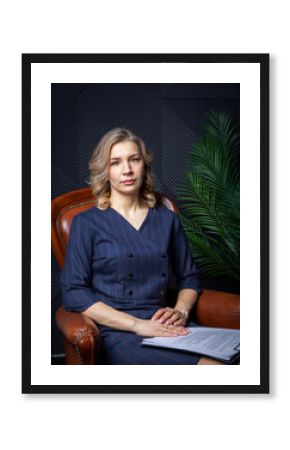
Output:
[61, 127, 224, 365]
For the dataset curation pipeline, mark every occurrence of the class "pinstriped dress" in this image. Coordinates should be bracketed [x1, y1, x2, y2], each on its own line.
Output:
[61, 205, 202, 364]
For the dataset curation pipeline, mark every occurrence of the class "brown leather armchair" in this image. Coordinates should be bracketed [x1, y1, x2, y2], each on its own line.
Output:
[52, 188, 240, 364]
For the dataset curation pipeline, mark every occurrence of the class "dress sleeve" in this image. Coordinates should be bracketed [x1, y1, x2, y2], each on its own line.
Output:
[169, 212, 202, 294]
[60, 214, 99, 312]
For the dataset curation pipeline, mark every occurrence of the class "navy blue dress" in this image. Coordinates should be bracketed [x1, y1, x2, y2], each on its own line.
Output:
[60, 205, 202, 364]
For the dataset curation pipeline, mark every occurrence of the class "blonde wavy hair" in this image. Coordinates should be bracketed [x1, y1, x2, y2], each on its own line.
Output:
[88, 127, 160, 210]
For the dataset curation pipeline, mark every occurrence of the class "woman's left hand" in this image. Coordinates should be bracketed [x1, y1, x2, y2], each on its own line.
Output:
[151, 307, 188, 326]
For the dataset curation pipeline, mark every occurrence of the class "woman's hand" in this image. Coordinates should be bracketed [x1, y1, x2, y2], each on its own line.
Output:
[133, 319, 188, 337]
[150, 307, 188, 327]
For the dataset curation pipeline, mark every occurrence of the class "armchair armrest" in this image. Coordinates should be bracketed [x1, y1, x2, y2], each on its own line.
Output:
[55, 306, 101, 364]
[193, 289, 240, 329]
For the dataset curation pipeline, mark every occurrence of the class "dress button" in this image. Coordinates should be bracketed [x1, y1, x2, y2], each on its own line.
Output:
[161, 254, 166, 258]
[128, 273, 133, 279]
[161, 273, 166, 277]
[128, 253, 134, 258]
[128, 290, 133, 295]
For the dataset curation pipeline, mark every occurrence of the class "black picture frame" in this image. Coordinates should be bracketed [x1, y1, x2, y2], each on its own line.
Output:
[22, 53, 269, 394]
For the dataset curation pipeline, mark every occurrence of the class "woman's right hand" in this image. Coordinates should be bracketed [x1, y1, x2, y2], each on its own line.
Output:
[132, 319, 188, 337]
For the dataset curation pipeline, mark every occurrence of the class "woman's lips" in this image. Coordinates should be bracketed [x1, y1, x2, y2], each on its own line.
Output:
[122, 179, 136, 184]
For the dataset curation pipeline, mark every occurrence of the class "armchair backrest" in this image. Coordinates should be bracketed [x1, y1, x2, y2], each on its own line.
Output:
[51, 188, 178, 268]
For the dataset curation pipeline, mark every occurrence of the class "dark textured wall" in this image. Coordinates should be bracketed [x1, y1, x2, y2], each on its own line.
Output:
[51, 83, 240, 359]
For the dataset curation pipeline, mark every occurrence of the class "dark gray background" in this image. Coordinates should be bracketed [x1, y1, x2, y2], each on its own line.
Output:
[51, 83, 240, 361]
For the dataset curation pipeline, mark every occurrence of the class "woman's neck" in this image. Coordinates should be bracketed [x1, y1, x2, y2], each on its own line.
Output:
[110, 195, 146, 215]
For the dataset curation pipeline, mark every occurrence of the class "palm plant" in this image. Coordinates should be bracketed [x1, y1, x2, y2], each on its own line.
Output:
[177, 110, 240, 282]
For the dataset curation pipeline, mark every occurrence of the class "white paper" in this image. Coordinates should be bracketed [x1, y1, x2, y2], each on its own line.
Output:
[142, 326, 240, 361]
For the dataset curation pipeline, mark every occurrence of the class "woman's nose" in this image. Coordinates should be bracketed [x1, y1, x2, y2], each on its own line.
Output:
[123, 161, 133, 173]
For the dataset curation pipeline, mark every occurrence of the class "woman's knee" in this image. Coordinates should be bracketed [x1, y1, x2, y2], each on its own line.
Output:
[197, 356, 226, 365]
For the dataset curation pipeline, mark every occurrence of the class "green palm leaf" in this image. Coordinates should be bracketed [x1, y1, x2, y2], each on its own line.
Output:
[177, 110, 240, 282]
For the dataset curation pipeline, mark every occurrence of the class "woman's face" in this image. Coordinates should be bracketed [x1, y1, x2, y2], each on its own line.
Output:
[108, 140, 145, 195]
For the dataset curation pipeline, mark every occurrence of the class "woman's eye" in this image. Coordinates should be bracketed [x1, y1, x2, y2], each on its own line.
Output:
[111, 158, 140, 166]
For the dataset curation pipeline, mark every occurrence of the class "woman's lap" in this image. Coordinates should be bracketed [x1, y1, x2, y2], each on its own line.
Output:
[99, 326, 201, 365]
